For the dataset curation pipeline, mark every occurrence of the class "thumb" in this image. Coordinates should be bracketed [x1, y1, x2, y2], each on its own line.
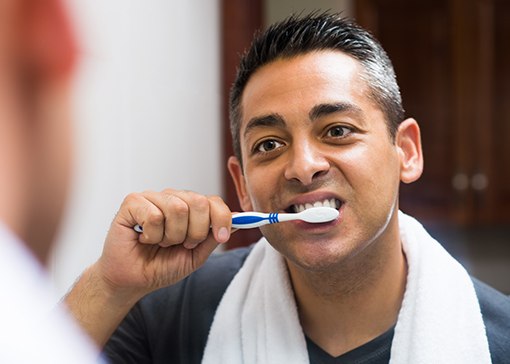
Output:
[191, 233, 221, 269]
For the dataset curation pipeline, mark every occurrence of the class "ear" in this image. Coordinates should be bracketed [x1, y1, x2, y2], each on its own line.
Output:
[227, 156, 253, 211]
[396, 118, 423, 184]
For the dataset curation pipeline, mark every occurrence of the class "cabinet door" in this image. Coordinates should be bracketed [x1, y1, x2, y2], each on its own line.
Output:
[222, 0, 263, 248]
[356, 0, 510, 225]
[485, 0, 510, 223]
[356, 0, 467, 224]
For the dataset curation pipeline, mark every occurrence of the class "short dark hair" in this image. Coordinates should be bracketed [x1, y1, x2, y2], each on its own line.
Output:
[229, 12, 405, 164]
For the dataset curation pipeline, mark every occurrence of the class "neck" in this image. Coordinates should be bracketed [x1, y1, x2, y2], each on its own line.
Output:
[287, 223, 407, 357]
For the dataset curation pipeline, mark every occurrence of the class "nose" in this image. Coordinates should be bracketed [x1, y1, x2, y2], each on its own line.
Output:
[284, 139, 330, 185]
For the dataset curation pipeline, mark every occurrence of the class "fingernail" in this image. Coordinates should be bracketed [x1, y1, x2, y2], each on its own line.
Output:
[218, 227, 229, 243]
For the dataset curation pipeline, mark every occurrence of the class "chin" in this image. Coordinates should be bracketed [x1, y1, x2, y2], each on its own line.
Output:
[280, 237, 357, 273]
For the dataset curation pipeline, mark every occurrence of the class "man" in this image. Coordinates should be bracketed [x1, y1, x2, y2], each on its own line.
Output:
[0, 0, 100, 362]
[66, 13, 509, 363]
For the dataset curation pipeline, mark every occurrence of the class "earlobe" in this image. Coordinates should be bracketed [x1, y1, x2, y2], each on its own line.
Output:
[227, 156, 253, 211]
[396, 118, 424, 184]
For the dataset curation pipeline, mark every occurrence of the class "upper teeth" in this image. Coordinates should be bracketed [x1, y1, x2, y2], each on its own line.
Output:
[292, 198, 339, 213]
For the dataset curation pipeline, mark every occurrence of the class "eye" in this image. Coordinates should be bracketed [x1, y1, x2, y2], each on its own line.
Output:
[254, 139, 284, 153]
[325, 125, 352, 138]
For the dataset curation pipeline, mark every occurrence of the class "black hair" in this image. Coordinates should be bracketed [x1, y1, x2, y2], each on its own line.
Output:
[229, 12, 404, 164]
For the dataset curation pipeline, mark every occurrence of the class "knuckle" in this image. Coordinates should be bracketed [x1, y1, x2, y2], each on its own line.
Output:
[187, 229, 208, 244]
[164, 229, 186, 245]
[162, 188, 176, 195]
[208, 194, 224, 204]
[163, 234, 180, 245]
[147, 211, 164, 226]
[191, 194, 209, 209]
[124, 192, 142, 205]
[171, 198, 189, 216]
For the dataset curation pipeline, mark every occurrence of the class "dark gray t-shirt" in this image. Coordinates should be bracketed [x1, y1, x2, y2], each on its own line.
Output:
[104, 246, 510, 364]
[306, 327, 394, 363]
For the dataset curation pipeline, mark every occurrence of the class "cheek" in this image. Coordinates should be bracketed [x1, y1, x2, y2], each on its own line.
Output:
[244, 172, 269, 211]
[334, 142, 400, 197]
[243, 163, 283, 211]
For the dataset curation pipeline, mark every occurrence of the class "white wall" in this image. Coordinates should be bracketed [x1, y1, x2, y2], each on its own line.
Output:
[50, 0, 221, 297]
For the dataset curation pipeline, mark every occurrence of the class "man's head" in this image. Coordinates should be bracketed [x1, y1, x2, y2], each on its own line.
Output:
[0, 0, 76, 264]
[227, 13, 422, 272]
[230, 12, 405, 165]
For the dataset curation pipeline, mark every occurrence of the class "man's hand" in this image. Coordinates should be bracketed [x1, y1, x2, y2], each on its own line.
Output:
[64, 189, 232, 347]
[99, 189, 232, 296]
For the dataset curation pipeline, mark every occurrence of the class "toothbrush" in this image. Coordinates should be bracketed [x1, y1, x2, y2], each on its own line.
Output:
[133, 206, 338, 232]
[231, 206, 339, 229]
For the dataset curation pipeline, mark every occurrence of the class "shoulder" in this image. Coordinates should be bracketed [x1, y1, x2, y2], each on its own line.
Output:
[0, 227, 100, 363]
[472, 277, 510, 363]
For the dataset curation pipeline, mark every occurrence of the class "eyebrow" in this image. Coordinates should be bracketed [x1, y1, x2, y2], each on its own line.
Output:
[243, 102, 366, 139]
[309, 102, 365, 122]
[243, 113, 286, 139]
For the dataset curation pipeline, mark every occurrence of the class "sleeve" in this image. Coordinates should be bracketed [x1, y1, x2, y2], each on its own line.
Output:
[103, 303, 152, 364]
[472, 277, 510, 364]
[101, 246, 253, 364]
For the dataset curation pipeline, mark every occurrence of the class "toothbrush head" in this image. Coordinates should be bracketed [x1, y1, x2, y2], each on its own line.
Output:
[298, 207, 339, 223]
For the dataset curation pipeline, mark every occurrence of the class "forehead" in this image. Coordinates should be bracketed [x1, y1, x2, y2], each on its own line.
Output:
[240, 50, 369, 130]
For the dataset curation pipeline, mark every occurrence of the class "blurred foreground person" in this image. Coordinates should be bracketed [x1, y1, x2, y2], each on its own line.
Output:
[0, 0, 100, 362]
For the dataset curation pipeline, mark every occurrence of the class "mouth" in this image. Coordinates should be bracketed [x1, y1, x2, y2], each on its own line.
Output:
[284, 197, 342, 213]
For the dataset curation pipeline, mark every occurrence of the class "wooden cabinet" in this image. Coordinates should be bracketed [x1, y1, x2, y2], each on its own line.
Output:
[222, 0, 264, 248]
[356, 0, 510, 226]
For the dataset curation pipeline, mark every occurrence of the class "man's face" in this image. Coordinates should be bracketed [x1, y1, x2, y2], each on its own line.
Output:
[229, 50, 408, 271]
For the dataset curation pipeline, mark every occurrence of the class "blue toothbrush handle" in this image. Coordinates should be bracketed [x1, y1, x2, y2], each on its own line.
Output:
[232, 215, 267, 225]
[231, 212, 280, 229]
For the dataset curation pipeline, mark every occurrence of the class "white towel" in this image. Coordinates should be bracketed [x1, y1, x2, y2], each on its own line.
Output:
[202, 211, 491, 364]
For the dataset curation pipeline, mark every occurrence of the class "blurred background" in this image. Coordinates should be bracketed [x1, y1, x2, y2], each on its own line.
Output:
[50, 0, 222, 295]
[51, 0, 510, 296]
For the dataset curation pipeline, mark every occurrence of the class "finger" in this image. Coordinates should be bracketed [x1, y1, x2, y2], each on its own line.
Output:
[120, 192, 165, 244]
[192, 232, 221, 268]
[173, 191, 211, 249]
[208, 195, 232, 244]
[144, 191, 189, 247]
